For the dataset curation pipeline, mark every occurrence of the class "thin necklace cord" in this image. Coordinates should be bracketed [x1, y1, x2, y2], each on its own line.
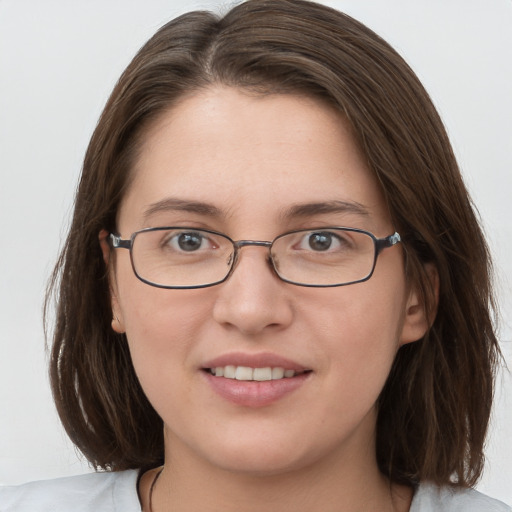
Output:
[148, 466, 164, 512]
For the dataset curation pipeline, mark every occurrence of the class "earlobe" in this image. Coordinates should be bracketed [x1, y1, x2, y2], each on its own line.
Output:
[400, 263, 439, 345]
[98, 229, 126, 334]
[111, 309, 125, 334]
[110, 290, 126, 334]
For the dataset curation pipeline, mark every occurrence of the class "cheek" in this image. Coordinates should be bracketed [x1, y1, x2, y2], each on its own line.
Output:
[121, 288, 213, 349]
[306, 268, 407, 398]
[313, 296, 400, 382]
[117, 289, 216, 430]
[116, 270, 214, 384]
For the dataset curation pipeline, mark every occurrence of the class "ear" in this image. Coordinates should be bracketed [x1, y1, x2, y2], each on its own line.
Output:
[400, 263, 439, 345]
[99, 229, 111, 265]
[99, 229, 126, 334]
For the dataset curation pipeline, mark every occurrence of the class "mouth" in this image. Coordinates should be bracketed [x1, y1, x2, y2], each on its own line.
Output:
[203, 366, 312, 381]
[200, 353, 313, 407]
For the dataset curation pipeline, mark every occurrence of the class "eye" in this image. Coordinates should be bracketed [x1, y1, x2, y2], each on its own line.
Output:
[297, 231, 348, 252]
[165, 231, 213, 252]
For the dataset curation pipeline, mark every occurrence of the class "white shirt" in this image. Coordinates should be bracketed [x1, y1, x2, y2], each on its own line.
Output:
[1, 470, 510, 511]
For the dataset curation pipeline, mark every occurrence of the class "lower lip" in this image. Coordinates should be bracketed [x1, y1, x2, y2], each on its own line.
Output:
[203, 371, 311, 407]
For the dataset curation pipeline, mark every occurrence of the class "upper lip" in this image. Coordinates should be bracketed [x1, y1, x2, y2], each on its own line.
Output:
[201, 352, 310, 371]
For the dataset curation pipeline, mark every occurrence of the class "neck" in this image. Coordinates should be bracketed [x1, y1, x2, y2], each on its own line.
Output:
[141, 429, 412, 512]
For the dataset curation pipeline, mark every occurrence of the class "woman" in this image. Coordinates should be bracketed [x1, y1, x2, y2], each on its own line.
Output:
[1, 1, 509, 510]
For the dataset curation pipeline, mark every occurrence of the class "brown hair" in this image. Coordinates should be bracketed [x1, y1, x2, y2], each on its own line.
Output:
[46, 0, 500, 487]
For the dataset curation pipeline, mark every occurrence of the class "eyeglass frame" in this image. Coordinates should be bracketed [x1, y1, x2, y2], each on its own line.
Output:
[109, 226, 401, 289]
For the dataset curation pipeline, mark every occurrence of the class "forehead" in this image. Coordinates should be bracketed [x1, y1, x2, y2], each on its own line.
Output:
[118, 86, 390, 234]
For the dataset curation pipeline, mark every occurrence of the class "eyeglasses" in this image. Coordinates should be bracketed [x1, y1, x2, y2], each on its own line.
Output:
[109, 227, 401, 289]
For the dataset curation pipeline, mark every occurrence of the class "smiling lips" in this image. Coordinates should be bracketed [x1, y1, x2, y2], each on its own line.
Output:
[202, 353, 312, 407]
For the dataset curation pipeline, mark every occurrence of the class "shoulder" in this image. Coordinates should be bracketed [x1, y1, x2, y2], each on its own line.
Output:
[411, 482, 511, 512]
[0, 469, 141, 512]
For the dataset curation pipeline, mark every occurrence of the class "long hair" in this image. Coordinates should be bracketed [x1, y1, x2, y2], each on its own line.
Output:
[46, 0, 500, 486]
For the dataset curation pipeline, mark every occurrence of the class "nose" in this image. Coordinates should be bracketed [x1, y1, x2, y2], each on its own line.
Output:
[212, 245, 294, 336]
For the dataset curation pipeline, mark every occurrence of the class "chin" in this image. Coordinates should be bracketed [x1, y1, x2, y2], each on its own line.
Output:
[189, 430, 331, 478]
[210, 451, 313, 477]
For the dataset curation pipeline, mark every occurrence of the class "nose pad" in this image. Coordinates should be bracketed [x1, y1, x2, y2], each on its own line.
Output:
[224, 249, 239, 281]
[269, 249, 281, 275]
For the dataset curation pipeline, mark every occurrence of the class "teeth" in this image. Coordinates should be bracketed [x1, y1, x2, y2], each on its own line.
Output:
[253, 367, 272, 381]
[223, 365, 236, 379]
[210, 366, 301, 381]
[235, 366, 253, 381]
[271, 367, 285, 379]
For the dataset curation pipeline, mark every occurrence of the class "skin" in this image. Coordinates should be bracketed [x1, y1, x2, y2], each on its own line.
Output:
[102, 87, 431, 511]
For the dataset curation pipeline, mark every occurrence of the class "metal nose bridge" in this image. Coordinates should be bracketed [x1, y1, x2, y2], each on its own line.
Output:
[228, 240, 275, 273]
[233, 240, 273, 249]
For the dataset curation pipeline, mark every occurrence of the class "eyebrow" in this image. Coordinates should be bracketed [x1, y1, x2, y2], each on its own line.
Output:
[143, 198, 224, 220]
[142, 197, 370, 222]
[280, 200, 371, 220]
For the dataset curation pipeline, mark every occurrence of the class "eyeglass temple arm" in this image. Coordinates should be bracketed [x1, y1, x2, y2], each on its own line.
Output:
[109, 233, 132, 250]
[375, 232, 401, 255]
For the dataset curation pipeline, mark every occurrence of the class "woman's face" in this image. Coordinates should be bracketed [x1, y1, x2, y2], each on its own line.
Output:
[108, 87, 427, 476]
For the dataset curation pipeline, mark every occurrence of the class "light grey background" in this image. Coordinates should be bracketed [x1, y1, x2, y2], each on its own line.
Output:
[0, 0, 510, 504]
